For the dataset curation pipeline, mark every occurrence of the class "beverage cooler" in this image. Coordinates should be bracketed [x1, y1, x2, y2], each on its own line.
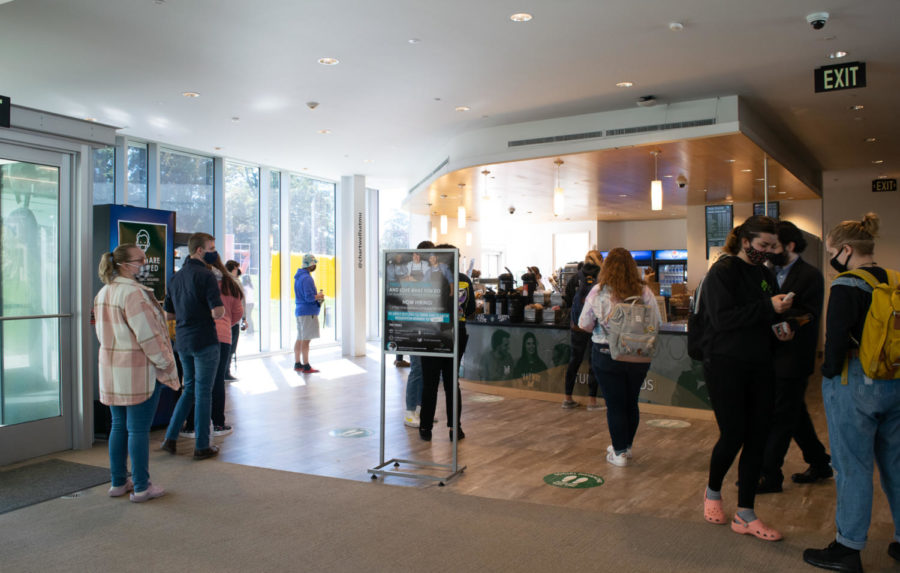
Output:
[654, 249, 688, 296]
[601, 250, 654, 277]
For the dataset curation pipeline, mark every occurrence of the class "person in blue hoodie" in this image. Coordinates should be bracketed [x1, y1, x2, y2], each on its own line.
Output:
[294, 254, 324, 373]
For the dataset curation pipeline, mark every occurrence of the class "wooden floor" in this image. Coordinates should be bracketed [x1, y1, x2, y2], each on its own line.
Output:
[173, 345, 893, 540]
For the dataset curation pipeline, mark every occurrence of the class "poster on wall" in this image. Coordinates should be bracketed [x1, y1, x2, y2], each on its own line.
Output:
[382, 248, 457, 355]
[118, 219, 168, 302]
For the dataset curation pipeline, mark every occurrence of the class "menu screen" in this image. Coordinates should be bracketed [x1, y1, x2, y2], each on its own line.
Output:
[705, 205, 733, 258]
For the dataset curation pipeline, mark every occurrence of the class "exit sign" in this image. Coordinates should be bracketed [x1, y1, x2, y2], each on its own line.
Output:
[815, 62, 866, 93]
[0, 95, 9, 128]
[872, 179, 898, 193]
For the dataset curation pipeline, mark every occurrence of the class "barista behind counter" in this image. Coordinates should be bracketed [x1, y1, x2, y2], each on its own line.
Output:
[460, 320, 711, 415]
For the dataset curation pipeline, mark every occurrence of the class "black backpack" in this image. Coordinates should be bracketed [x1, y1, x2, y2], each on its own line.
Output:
[687, 277, 707, 361]
[570, 272, 597, 328]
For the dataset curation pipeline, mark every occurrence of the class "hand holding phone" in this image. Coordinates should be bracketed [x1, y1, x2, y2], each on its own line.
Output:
[783, 291, 795, 302]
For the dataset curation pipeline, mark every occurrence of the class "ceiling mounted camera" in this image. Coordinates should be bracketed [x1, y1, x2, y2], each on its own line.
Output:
[636, 95, 657, 107]
[508, 206, 516, 214]
[806, 12, 829, 30]
[676, 174, 688, 188]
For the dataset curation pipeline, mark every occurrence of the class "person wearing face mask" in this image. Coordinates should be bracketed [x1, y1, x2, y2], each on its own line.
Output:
[758, 221, 830, 494]
[699, 215, 794, 542]
[294, 254, 325, 374]
[95, 244, 180, 501]
[160, 232, 225, 460]
[804, 213, 900, 573]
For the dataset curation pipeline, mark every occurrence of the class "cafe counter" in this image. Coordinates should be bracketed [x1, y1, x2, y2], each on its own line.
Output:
[460, 319, 712, 418]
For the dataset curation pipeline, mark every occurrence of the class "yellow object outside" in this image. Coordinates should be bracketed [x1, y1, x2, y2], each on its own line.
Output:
[269, 252, 336, 300]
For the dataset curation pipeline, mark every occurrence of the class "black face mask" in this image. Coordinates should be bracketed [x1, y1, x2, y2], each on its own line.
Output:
[744, 245, 768, 265]
[203, 251, 219, 265]
[830, 248, 851, 273]
[768, 252, 788, 267]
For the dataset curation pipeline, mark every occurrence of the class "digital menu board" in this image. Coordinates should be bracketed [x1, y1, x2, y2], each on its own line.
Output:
[705, 205, 733, 259]
[753, 201, 779, 218]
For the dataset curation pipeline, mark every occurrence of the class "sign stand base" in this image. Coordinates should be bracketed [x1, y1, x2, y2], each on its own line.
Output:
[368, 458, 466, 486]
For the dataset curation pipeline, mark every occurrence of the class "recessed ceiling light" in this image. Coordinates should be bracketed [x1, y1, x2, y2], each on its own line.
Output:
[618, 194, 628, 197]
[182, 91, 200, 98]
[865, 137, 877, 143]
[663, 174, 673, 178]
[318, 129, 331, 134]
[526, 210, 533, 214]
[668, 22, 684, 31]
[725, 159, 736, 163]
[317, 57, 340, 65]
[872, 159, 884, 164]
[363, 159, 374, 164]
[84, 117, 97, 122]
[850, 105, 864, 111]
[769, 185, 777, 188]
[440, 194, 448, 199]
[455, 106, 471, 112]
[828, 51, 848, 59]
[231, 116, 240, 122]
[408, 38, 421, 44]
[741, 169, 752, 173]
[788, 196, 795, 199]
[510, 13, 532, 22]
[878, 175, 889, 179]
[434, 97, 442, 102]
[616, 81, 634, 88]
[778, 191, 787, 195]
[755, 178, 765, 181]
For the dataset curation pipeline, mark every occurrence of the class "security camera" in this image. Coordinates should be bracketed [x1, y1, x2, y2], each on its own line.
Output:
[508, 206, 516, 214]
[806, 12, 829, 30]
[676, 174, 688, 189]
[306, 101, 320, 110]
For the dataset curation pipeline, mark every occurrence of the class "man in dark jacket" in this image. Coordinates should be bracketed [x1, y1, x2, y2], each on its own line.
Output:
[562, 250, 602, 409]
[759, 221, 831, 493]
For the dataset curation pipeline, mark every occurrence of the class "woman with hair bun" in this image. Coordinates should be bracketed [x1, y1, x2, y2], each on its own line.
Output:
[804, 213, 900, 572]
[699, 215, 793, 541]
[95, 244, 180, 502]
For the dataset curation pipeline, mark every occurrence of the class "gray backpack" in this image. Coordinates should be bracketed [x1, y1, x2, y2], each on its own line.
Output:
[605, 296, 659, 363]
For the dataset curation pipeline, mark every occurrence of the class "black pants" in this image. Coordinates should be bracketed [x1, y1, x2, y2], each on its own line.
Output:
[592, 346, 649, 452]
[705, 355, 775, 509]
[761, 375, 830, 481]
[226, 323, 240, 375]
[420, 332, 468, 432]
[565, 330, 598, 397]
[186, 342, 231, 430]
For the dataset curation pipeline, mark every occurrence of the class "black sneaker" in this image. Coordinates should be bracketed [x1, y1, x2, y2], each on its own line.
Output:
[418, 428, 432, 442]
[889, 541, 900, 561]
[756, 475, 783, 494]
[792, 464, 833, 484]
[449, 427, 465, 440]
[293, 362, 303, 372]
[803, 540, 862, 573]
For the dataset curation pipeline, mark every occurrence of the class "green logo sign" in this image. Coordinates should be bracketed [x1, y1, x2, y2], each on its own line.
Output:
[329, 428, 373, 438]
[543, 472, 604, 489]
[468, 394, 504, 403]
[645, 419, 691, 429]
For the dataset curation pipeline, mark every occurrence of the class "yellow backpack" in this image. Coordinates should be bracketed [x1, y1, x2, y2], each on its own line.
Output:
[834, 268, 900, 380]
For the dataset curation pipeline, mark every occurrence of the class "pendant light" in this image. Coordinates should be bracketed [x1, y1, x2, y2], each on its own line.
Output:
[481, 169, 491, 200]
[431, 226, 437, 243]
[553, 159, 565, 217]
[439, 214, 448, 234]
[457, 183, 466, 229]
[650, 151, 663, 211]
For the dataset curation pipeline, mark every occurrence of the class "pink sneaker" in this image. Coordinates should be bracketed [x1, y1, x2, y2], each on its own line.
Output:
[129, 483, 165, 503]
[108, 478, 133, 497]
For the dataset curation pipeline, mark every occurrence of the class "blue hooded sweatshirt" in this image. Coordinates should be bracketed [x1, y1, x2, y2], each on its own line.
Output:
[294, 267, 321, 316]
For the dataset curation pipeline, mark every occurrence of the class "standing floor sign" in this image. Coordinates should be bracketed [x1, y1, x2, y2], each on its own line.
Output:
[369, 248, 465, 485]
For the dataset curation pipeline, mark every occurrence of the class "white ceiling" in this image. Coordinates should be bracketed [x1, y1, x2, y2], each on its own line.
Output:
[0, 0, 897, 195]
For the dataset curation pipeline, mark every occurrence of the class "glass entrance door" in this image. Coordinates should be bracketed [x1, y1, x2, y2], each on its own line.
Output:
[0, 143, 72, 464]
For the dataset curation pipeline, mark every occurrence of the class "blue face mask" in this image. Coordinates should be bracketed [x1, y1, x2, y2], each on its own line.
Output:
[203, 251, 219, 265]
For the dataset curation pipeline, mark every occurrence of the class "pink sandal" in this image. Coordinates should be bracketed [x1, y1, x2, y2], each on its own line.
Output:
[704, 495, 726, 525]
[730, 514, 783, 541]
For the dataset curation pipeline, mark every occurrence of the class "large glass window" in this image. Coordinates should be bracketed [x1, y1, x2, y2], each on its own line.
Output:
[127, 143, 148, 207]
[92, 147, 115, 205]
[268, 171, 281, 350]
[159, 149, 214, 235]
[289, 175, 336, 343]
[224, 162, 260, 355]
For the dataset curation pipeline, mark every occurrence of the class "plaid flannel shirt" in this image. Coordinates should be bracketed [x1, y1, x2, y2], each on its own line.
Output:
[94, 277, 180, 406]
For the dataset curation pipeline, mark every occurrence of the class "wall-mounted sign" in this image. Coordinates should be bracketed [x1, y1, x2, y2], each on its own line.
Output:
[814, 61, 866, 93]
[872, 178, 897, 193]
[0, 94, 10, 128]
[705, 204, 733, 259]
[118, 219, 169, 302]
[654, 250, 688, 261]
[753, 201, 780, 218]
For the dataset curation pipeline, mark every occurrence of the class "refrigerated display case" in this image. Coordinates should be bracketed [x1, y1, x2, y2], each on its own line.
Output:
[654, 249, 688, 296]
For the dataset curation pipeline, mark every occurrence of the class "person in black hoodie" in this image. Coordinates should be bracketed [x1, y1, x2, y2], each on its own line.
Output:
[804, 213, 900, 573]
[758, 220, 830, 493]
[562, 250, 602, 409]
[700, 215, 793, 542]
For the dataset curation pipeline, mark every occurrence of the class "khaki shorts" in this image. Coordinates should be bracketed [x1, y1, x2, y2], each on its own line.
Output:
[296, 315, 320, 341]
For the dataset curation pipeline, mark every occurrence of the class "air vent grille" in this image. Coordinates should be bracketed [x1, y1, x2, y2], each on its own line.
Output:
[605, 118, 715, 137]
[508, 131, 605, 148]
[408, 157, 450, 195]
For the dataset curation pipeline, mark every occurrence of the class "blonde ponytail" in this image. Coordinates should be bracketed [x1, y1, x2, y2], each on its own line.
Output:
[98, 244, 137, 285]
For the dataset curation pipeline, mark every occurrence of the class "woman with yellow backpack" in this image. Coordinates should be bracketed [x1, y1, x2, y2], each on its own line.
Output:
[804, 212, 900, 573]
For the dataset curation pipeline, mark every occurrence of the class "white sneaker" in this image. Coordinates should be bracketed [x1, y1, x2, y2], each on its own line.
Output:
[607, 444, 633, 459]
[179, 430, 195, 439]
[606, 448, 629, 467]
[404, 411, 420, 428]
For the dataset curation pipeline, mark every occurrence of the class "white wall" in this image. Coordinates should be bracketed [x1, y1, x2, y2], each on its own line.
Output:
[596, 219, 687, 251]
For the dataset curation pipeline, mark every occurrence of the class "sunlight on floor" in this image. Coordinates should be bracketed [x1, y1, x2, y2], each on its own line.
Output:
[313, 359, 369, 380]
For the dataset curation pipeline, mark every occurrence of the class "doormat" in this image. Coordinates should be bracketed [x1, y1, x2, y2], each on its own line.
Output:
[0, 459, 109, 515]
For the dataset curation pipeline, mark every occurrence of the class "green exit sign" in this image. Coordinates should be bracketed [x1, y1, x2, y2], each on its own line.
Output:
[872, 179, 898, 193]
[815, 62, 866, 93]
[0, 94, 9, 128]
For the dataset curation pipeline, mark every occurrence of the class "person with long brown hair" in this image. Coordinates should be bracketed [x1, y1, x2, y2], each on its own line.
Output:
[95, 244, 180, 501]
[699, 215, 793, 542]
[577, 247, 661, 467]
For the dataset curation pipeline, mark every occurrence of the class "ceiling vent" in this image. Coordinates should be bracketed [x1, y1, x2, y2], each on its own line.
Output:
[408, 157, 450, 195]
[508, 130, 605, 148]
[606, 118, 716, 137]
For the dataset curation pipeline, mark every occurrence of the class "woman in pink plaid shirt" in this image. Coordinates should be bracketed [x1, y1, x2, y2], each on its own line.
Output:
[95, 244, 181, 503]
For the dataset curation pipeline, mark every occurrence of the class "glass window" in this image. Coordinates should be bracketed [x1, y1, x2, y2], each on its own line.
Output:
[224, 162, 260, 355]
[269, 171, 281, 350]
[289, 175, 336, 343]
[159, 149, 214, 234]
[92, 147, 115, 205]
[127, 143, 148, 207]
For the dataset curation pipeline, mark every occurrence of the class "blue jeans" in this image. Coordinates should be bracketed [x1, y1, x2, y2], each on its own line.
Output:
[405, 355, 423, 411]
[591, 346, 650, 453]
[822, 357, 900, 550]
[109, 382, 162, 493]
[165, 343, 219, 450]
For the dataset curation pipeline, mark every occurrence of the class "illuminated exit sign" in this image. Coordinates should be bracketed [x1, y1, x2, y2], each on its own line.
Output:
[815, 61, 866, 93]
